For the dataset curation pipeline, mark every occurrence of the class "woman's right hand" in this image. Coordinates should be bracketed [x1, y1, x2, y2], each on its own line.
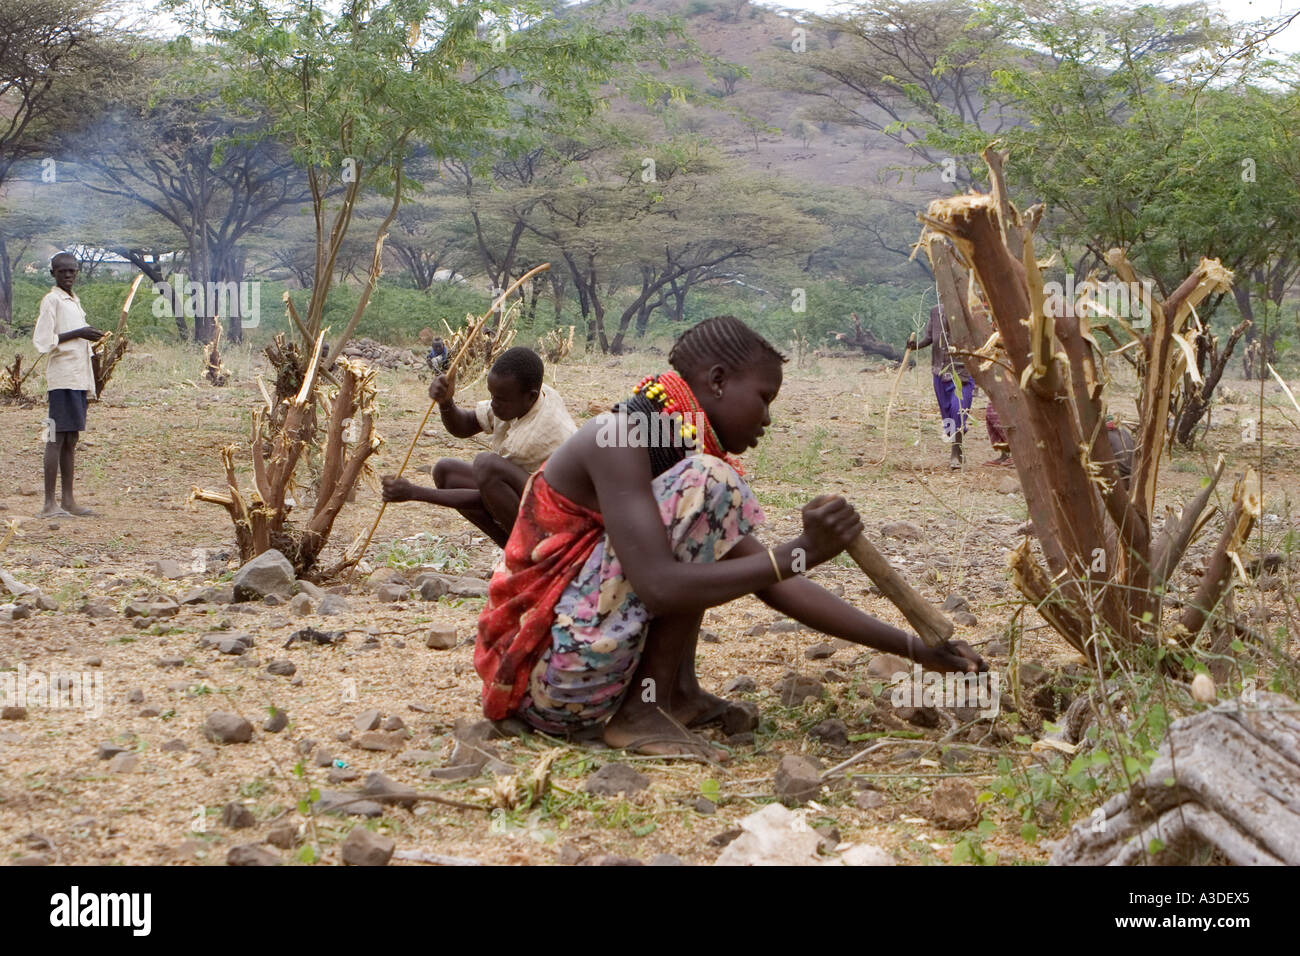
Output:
[797, 494, 863, 566]
[428, 369, 456, 406]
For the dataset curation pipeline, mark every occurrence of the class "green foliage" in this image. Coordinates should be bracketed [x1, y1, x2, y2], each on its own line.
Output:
[374, 532, 473, 572]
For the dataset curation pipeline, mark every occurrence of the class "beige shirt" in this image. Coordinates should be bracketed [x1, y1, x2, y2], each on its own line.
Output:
[33, 288, 96, 397]
[475, 383, 577, 474]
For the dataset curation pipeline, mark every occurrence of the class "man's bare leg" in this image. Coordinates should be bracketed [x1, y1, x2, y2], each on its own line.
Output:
[603, 612, 727, 761]
[40, 435, 69, 517]
[433, 459, 509, 546]
[60, 433, 94, 515]
[472, 452, 528, 534]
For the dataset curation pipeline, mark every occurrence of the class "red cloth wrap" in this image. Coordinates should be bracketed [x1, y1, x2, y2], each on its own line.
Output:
[475, 467, 604, 719]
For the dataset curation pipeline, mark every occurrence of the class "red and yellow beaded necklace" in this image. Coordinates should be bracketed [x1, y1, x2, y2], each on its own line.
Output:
[633, 371, 741, 472]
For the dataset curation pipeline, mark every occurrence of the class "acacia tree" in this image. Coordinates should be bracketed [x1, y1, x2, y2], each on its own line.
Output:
[524, 142, 823, 353]
[67, 48, 310, 342]
[0, 0, 130, 329]
[942, 2, 1300, 439]
[186, 0, 686, 572]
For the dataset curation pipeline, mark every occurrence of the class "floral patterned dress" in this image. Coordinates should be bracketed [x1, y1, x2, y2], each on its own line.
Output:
[518, 454, 765, 732]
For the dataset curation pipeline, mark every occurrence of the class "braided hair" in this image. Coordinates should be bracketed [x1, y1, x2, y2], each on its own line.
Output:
[668, 315, 786, 375]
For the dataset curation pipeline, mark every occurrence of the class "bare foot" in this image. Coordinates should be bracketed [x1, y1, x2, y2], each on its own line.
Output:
[39, 504, 70, 518]
[603, 707, 728, 762]
[674, 689, 729, 728]
[62, 503, 97, 517]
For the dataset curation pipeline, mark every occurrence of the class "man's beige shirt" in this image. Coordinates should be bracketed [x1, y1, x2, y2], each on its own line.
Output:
[475, 384, 577, 474]
[33, 287, 96, 397]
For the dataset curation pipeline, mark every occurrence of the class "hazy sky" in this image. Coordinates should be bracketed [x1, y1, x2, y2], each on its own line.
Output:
[766, 0, 1300, 52]
[132, 1, 1300, 55]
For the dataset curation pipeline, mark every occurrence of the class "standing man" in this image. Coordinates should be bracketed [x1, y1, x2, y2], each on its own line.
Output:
[907, 302, 974, 469]
[33, 252, 105, 517]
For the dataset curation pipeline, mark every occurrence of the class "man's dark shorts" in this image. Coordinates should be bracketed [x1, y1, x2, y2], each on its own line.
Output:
[48, 388, 88, 434]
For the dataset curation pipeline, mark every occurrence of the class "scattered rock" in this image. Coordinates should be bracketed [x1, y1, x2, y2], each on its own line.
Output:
[418, 577, 448, 601]
[866, 654, 911, 681]
[126, 688, 145, 704]
[107, 752, 138, 773]
[266, 659, 296, 677]
[266, 823, 299, 849]
[881, 521, 922, 541]
[854, 790, 886, 810]
[715, 803, 822, 864]
[227, 843, 280, 866]
[314, 790, 383, 817]
[355, 731, 406, 752]
[84, 656, 101, 667]
[773, 755, 823, 805]
[149, 558, 185, 580]
[809, 718, 849, 747]
[289, 593, 314, 616]
[263, 708, 289, 733]
[295, 579, 325, 602]
[97, 741, 127, 760]
[425, 626, 457, 650]
[804, 642, 835, 660]
[203, 711, 253, 744]
[216, 637, 247, 656]
[927, 779, 979, 830]
[985, 640, 1009, 656]
[745, 623, 768, 636]
[295, 738, 317, 757]
[585, 763, 650, 796]
[80, 600, 115, 619]
[178, 587, 211, 605]
[160, 738, 187, 752]
[436, 574, 489, 598]
[822, 668, 848, 683]
[222, 802, 255, 829]
[380, 715, 406, 732]
[138, 707, 160, 718]
[700, 629, 721, 644]
[773, 673, 824, 706]
[952, 610, 978, 627]
[376, 583, 409, 603]
[995, 476, 1021, 495]
[328, 767, 360, 783]
[768, 619, 801, 633]
[312, 748, 335, 767]
[649, 853, 684, 866]
[721, 701, 760, 735]
[35, 593, 59, 611]
[721, 675, 756, 694]
[342, 825, 394, 866]
[353, 709, 382, 732]
[317, 594, 349, 616]
[2, 706, 28, 720]
[726, 732, 756, 747]
[694, 798, 717, 815]
[125, 597, 179, 619]
[14, 853, 51, 866]
[363, 771, 418, 809]
[707, 828, 743, 848]
[231, 549, 296, 602]
[941, 594, 970, 612]
[367, 568, 408, 590]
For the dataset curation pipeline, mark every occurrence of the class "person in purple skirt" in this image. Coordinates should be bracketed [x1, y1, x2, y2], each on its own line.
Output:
[907, 303, 974, 469]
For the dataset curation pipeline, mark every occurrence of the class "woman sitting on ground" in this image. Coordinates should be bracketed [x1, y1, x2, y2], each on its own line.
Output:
[476, 316, 984, 759]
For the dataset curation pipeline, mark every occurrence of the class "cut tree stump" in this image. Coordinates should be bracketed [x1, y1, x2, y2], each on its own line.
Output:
[1049, 692, 1300, 865]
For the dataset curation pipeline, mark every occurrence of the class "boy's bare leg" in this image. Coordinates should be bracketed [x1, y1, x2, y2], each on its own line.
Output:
[471, 452, 528, 534]
[41, 436, 69, 517]
[670, 623, 730, 727]
[603, 612, 727, 760]
[433, 459, 510, 547]
[59, 433, 95, 515]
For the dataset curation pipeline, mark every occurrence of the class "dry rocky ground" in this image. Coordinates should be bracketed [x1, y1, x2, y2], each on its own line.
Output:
[1, 341, 1298, 866]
